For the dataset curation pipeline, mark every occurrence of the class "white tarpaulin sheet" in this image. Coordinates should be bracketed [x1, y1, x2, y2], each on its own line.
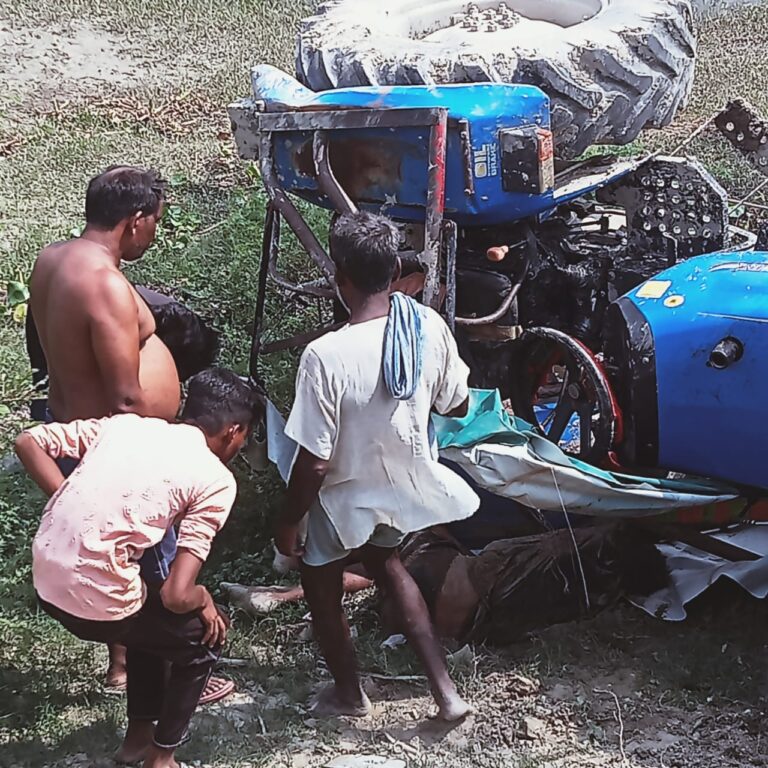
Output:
[267, 400, 295, 483]
[633, 525, 768, 620]
[440, 442, 737, 518]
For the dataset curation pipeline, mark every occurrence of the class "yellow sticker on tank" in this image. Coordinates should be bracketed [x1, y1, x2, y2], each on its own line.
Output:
[636, 280, 672, 299]
[664, 295, 685, 308]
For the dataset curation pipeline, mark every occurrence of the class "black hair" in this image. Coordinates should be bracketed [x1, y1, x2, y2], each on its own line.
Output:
[329, 211, 400, 295]
[181, 368, 262, 435]
[150, 302, 221, 381]
[85, 165, 166, 229]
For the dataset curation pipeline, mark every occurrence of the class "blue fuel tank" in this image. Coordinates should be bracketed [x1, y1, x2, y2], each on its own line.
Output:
[612, 252, 768, 490]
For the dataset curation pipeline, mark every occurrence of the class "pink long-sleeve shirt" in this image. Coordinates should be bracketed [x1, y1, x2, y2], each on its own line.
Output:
[27, 414, 236, 621]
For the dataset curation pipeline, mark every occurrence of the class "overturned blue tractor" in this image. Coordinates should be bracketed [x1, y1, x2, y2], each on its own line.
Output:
[229, 65, 767, 495]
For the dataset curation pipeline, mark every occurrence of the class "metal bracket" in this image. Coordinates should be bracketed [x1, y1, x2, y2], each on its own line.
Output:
[247, 104, 450, 360]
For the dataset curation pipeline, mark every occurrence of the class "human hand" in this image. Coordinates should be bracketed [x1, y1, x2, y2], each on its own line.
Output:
[275, 521, 305, 559]
[199, 591, 229, 648]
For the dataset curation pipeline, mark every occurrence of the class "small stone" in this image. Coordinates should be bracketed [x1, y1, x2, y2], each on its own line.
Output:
[521, 716, 548, 741]
[447, 644, 475, 671]
[381, 633, 407, 649]
[323, 757, 406, 768]
[507, 673, 540, 697]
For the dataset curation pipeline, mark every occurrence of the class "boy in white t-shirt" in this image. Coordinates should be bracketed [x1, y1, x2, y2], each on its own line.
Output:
[276, 211, 478, 721]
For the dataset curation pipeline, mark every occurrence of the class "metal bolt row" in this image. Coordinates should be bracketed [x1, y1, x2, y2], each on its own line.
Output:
[634, 168, 725, 241]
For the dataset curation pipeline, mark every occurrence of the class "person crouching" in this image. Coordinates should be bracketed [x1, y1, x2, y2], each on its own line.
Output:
[15, 368, 260, 768]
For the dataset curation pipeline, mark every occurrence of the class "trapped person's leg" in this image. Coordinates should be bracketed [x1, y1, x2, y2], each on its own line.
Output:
[299, 557, 371, 717]
[115, 647, 165, 764]
[361, 544, 471, 721]
[221, 565, 373, 616]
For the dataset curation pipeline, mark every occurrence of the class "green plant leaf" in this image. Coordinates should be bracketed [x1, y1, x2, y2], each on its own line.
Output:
[6, 280, 29, 308]
[12, 303, 27, 323]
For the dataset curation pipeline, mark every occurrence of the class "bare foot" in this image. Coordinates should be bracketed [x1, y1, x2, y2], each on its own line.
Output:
[139, 744, 180, 768]
[114, 720, 154, 764]
[437, 694, 473, 722]
[220, 582, 302, 615]
[310, 685, 372, 718]
[106, 665, 128, 690]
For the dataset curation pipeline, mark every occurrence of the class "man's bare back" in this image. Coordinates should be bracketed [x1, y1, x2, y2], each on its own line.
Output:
[30, 239, 180, 421]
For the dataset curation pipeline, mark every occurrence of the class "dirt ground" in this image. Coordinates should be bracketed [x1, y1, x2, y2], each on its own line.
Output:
[25, 586, 768, 768]
[0, 20, 147, 98]
[2, 2, 768, 767]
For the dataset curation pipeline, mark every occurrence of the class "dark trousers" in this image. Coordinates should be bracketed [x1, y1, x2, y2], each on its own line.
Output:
[39, 591, 221, 748]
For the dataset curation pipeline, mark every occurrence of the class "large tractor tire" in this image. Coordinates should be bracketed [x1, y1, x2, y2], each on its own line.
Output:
[297, 1, 696, 158]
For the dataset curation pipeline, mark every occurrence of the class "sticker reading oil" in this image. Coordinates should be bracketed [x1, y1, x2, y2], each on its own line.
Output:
[473, 143, 499, 179]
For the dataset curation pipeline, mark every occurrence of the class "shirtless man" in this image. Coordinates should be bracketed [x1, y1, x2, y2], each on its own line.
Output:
[30, 166, 179, 423]
[29, 166, 233, 703]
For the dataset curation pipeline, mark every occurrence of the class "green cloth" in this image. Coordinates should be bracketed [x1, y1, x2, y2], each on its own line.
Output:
[433, 389, 736, 496]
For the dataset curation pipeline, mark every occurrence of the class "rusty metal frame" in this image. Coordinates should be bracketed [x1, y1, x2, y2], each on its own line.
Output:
[259, 131, 337, 289]
[249, 203, 342, 382]
[248, 202, 278, 382]
[422, 112, 448, 309]
[443, 220, 457, 332]
[455, 118, 475, 196]
[313, 131, 358, 215]
[250, 104, 450, 371]
[254, 108, 446, 133]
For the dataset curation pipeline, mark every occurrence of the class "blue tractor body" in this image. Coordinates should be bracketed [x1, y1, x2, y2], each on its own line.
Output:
[622, 252, 768, 489]
[231, 67, 765, 493]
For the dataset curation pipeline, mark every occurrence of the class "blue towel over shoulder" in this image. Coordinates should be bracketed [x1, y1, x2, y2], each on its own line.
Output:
[383, 292, 424, 400]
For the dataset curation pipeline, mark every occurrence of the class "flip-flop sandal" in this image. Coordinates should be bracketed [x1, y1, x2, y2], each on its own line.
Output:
[198, 676, 235, 706]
